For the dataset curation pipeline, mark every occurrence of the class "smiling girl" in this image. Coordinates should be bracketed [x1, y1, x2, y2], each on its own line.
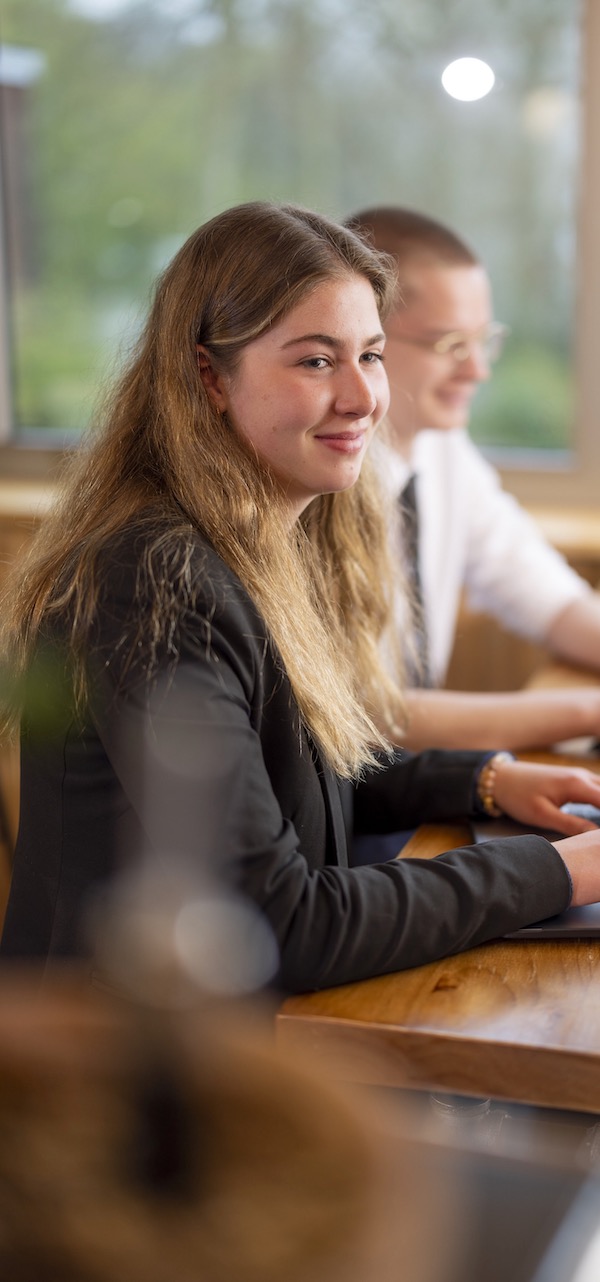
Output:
[3, 201, 600, 989]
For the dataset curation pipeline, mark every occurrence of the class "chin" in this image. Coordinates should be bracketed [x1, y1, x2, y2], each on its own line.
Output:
[430, 406, 471, 431]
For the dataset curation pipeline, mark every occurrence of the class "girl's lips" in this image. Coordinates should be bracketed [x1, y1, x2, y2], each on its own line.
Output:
[314, 431, 366, 453]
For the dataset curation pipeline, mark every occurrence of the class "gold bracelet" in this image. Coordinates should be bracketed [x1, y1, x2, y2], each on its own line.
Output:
[476, 751, 515, 818]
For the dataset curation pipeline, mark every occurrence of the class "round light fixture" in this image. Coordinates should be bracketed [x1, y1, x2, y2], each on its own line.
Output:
[441, 57, 495, 102]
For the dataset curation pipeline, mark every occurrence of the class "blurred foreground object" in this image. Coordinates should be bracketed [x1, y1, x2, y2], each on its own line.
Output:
[0, 971, 454, 1282]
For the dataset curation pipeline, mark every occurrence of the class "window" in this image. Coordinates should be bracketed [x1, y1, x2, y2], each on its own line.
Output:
[0, 0, 595, 504]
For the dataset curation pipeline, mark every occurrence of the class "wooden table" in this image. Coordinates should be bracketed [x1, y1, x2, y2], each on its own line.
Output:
[526, 659, 600, 692]
[277, 750, 600, 1115]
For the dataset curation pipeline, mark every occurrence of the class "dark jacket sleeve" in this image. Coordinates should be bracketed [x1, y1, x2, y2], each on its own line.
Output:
[353, 747, 487, 832]
[89, 553, 572, 995]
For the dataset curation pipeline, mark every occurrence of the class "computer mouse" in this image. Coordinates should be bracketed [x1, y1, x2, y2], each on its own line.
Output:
[561, 802, 600, 825]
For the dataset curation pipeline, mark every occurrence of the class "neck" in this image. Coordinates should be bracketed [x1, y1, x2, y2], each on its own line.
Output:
[381, 416, 417, 463]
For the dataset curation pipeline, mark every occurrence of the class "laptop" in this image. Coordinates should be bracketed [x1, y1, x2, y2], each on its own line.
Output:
[470, 803, 600, 939]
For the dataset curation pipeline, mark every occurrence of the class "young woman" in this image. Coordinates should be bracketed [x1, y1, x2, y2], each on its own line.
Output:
[3, 200, 600, 992]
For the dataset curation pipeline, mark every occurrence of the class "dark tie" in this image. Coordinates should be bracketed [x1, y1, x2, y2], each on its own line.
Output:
[400, 474, 431, 688]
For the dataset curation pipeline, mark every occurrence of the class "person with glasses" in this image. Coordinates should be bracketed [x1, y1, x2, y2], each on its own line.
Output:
[347, 206, 600, 755]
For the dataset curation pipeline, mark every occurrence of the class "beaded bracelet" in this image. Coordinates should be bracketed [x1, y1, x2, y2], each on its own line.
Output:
[476, 751, 515, 818]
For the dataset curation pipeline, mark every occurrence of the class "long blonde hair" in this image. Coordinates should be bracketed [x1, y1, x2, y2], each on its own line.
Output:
[2, 202, 406, 776]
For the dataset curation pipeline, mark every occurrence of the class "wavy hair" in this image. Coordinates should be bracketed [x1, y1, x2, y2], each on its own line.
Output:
[1, 202, 406, 776]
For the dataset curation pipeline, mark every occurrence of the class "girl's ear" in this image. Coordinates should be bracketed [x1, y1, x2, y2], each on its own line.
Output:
[196, 345, 228, 411]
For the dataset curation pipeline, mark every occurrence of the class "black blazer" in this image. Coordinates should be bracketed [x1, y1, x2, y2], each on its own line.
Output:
[1, 528, 570, 990]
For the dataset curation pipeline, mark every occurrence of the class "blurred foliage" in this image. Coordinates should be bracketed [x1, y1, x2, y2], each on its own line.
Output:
[13, 289, 122, 430]
[0, 647, 75, 741]
[472, 343, 573, 451]
[2, 0, 579, 448]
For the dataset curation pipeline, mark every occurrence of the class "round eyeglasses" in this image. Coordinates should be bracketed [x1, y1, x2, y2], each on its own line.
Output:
[392, 322, 509, 364]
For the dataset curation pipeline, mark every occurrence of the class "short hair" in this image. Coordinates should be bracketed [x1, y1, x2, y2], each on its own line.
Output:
[346, 206, 479, 272]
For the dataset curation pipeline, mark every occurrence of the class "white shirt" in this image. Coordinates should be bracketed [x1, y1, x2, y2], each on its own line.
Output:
[374, 428, 590, 686]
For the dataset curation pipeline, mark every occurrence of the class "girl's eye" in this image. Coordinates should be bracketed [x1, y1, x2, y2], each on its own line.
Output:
[301, 356, 331, 370]
[361, 351, 385, 364]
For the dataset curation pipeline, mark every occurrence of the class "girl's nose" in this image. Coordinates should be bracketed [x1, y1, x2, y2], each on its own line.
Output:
[334, 365, 378, 416]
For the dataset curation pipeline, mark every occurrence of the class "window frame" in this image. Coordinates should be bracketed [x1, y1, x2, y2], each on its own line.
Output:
[495, 0, 600, 507]
[0, 165, 12, 446]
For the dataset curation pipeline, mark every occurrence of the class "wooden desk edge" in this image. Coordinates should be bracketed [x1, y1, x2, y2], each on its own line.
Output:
[276, 1010, 600, 1113]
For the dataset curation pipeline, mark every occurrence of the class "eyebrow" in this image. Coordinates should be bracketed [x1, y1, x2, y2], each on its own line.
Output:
[280, 331, 386, 350]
